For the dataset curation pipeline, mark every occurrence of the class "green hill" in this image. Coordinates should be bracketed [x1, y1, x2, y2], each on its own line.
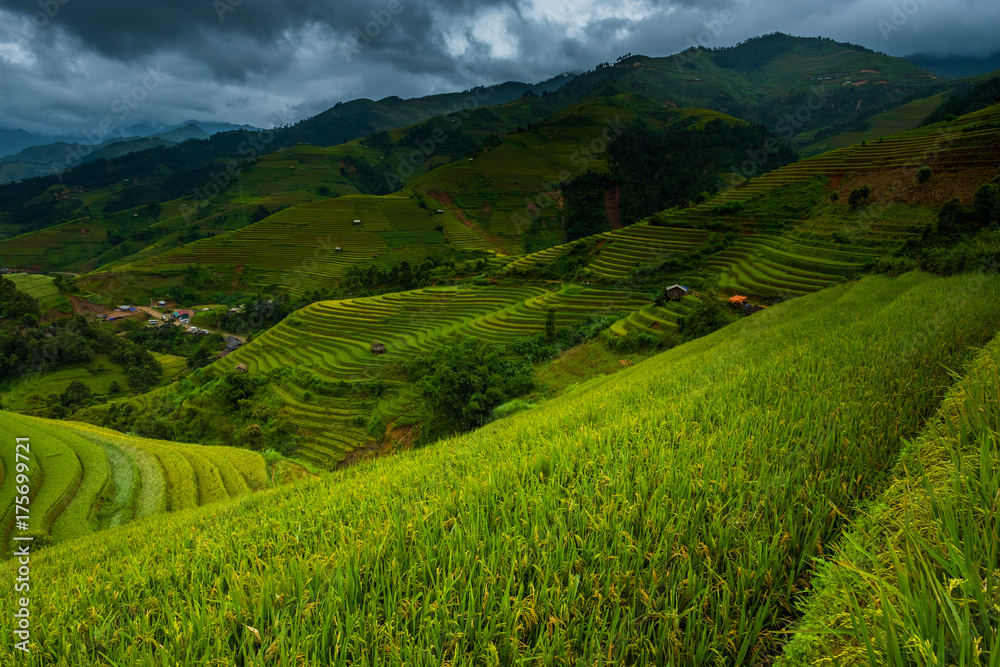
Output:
[56, 102, 1000, 468]
[0, 34, 955, 277]
[2, 271, 998, 664]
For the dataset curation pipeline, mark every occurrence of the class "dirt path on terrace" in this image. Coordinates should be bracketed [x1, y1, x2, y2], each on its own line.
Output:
[427, 190, 476, 230]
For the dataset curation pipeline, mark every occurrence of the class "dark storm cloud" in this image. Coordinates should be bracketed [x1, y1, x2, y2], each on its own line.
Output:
[0, 0, 996, 137]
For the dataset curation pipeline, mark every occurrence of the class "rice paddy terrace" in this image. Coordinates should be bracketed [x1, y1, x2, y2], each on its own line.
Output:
[111, 194, 488, 296]
[4, 271, 998, 664]
[3, 273, 70, 314]
[699, 104, 1000, 208]
[0, 411, 269, 550]
[214, 283, 651, 467]
[504, 103, 1000, 299]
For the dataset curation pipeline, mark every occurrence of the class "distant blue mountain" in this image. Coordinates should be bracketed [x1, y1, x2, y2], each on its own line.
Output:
[905, 51, 1000, 79]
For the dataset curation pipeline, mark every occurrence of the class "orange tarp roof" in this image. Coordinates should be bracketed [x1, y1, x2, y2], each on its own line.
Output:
[728, 295, 747, 303]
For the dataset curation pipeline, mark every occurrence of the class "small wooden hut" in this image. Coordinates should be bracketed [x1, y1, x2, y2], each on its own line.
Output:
[665, 284, 689, 301]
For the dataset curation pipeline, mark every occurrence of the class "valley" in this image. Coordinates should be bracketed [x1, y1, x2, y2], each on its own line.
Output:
[1, 32, 999, 665]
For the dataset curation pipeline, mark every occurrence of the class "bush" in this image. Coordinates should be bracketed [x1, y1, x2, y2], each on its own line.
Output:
[405, 338, 533, 433]
[916, 165, 932, 183]
[602, 331, 661, 353]
[492, 398, 536, 419]
[367, 412, 386, 439]
[848, 185, 872, 208]
[677, 295, 738, 342]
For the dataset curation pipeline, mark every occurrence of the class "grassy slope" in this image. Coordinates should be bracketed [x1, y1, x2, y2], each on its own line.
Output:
[5, 273, 71, 314]
[0, 354, 131, 413]
[801, 92, 950, 155]
[780, 323, 1000, 665]
[2, 271, 999, 664]
[0, 412, 270, 548]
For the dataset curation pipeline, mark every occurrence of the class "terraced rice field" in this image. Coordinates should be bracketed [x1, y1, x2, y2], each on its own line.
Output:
[6, 273, 69, 313]
[612, 294, 700, 338]
[7, 272, 999, 665]
[695, 104, 1000, 209]
[220, 283, 651, 466]
[0, 412, 269, 547]
[504, 106, 1000, 297]
[117, 194, 475, 295]
[587, 225, 710, 280]
[150, 351, 190, 379]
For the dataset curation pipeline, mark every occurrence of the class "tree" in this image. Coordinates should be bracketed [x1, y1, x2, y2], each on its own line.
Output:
[407, 338, 533, 433]
[59, 380, 93, 409]
[916, 166, 932, 183]
[242, 423, 264, 451]
[0, 276, 39, 322]
[973, 183, 1000, 226]
[217, 370, 256, 408]
[848, 185, 872, 208]
[545, 307, 557, 340]
[678, 295, 738, 342]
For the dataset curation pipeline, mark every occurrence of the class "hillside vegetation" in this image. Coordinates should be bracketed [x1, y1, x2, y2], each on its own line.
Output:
[2, 271, 998, 664]
[0, 412, 270, 548]
[49, 101, 999, 470]
[781, 332, 1000, 665]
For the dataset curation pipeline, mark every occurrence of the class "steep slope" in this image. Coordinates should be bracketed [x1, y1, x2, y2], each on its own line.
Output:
[781, 328, 1000, 665]
[510, 102, 1000, 301]
[2, 271, 998, 664]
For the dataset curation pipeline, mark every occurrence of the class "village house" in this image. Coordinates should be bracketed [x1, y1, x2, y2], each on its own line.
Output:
[665, 284, 690, 301]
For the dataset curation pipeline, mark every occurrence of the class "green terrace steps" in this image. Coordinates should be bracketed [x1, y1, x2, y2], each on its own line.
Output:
[613, 296, 700, 339]
[113, 195, 468, 296]
[216, 284, 652, 464]
[690, 105, 1000, 211]
[0, 413, 270, 549]
[7, 273, 1000, 664]
[502, 224, 710, 279]
[442, 218, 493, 251]
[493, 105, 1000, 295]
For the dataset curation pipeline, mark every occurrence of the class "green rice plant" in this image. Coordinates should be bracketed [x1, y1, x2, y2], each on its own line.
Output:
[781, 338, 1000, 666]
[64, 424, 168, 518]
[48, 427, 112, 542]
[202, 445, 270, 491]
[2, 272, 998, 665]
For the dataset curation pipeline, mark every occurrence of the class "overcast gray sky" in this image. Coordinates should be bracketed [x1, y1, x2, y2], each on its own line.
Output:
[1, 0, 998, 136]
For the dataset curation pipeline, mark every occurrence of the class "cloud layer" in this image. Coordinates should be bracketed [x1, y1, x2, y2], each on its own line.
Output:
[0, 0, 997, 136]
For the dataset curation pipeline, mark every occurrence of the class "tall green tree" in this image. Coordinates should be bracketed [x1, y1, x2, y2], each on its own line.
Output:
[407, 338, 533, 433]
